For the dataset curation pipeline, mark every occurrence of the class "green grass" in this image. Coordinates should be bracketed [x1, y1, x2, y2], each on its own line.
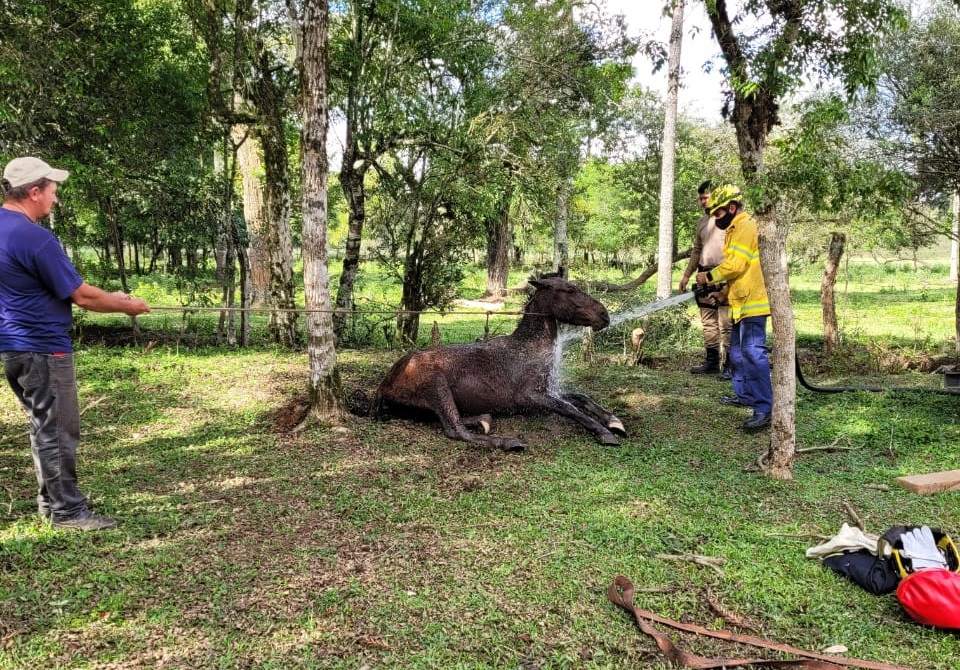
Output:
[1, 260, 959, 668]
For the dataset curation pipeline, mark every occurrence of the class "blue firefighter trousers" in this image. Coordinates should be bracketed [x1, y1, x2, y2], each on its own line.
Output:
[729, 316, 773, 414]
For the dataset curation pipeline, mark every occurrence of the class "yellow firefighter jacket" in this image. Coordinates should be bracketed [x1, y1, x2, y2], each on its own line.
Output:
[703, 211, 770, 323]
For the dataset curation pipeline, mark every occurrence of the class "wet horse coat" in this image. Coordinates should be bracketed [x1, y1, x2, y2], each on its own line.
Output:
[371, 276, 626, 449]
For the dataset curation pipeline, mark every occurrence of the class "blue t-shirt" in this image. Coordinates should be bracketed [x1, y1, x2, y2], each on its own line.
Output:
[0, 208, 83, 353]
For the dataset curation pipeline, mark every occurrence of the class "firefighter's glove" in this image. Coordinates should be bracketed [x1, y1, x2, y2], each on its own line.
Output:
[900, 526, 948, 570]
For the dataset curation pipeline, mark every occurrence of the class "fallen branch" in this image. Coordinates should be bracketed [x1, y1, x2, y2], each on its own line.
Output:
[1, 630, 24, 649]
[842, 502, 865, 531]
[766, 532, 833, 542]
[589, 249, 691, 292]
[750, 439, 855, 472]
[652, 553, 726, 576]
[797, 445, 854, 454]
[80, 395, 108, 417]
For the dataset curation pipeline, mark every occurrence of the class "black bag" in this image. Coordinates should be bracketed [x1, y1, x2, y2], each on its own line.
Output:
[822, 549, 901, 595]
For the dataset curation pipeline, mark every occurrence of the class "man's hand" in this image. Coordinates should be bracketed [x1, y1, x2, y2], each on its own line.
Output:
[695, 272, 708, 285]
[110, 291, 150, 316]
[706, 291, 726, 306]
[72, 283, 150, 316]
[679, 276, 689, 292]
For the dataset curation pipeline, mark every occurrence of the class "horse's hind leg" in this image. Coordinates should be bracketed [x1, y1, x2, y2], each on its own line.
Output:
[560, 392, 627, 437]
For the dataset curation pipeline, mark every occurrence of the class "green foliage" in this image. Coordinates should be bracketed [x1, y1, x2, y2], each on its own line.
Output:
[880, 1, 960, 197]
[0, 0, 215, 279]
[571, 100, 739, 264]
[768, 93, 937, 264]
[706, 0, 907, 103]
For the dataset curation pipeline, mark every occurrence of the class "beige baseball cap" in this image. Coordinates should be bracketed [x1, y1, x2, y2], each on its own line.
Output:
[3, 157, 70, 188]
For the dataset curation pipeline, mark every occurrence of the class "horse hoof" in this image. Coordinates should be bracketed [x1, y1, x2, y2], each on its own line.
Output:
[598, 433, 620, 446]
[479, 414, 493, 434]
[608, 417, 627, 437]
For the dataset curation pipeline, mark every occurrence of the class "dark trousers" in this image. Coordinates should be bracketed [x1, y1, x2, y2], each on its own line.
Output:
[2, 352, 88, 521]
[729, 316, 773, 414]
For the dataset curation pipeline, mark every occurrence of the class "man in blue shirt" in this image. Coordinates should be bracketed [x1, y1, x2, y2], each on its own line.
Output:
[1, 156, 150, 531]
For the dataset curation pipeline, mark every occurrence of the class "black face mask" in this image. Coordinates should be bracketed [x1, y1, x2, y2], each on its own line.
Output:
[714, 209, 733, 230]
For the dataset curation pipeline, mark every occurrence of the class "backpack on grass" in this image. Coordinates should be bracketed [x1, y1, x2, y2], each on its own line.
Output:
[876, 525, 960, 579]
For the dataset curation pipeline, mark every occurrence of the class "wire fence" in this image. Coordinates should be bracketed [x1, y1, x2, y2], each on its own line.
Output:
[71, 302, 576, 351]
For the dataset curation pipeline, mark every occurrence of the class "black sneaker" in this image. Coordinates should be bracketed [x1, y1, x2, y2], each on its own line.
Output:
[719, 395, 750, 408]
[52, 513, 118, 531]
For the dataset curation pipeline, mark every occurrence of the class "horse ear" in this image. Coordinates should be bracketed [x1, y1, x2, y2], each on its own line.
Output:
[529, 279, 544, 290]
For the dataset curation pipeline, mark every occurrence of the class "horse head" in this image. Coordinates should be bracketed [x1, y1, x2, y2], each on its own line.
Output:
[528, 276, 610, 331]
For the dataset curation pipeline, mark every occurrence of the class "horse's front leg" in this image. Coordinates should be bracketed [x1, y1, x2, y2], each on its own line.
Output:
[428, 376, 524, 451]
[560, 392, 627, 437]
[522, 394, 620, 446]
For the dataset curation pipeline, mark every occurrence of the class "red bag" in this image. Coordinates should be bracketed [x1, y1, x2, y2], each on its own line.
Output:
[896, 568, 960, 629]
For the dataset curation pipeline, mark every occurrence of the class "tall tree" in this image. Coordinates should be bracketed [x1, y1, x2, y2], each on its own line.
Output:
[771, 94, 914, 356]
[294, 0, 345, 421]
[474, 0, 633, 289]
[700, 0, 906, 479]
[329, 0, 429, 339]
[186, 0, 299, 345]
[879, 1, 960, 352]
[655, 0, 684, 299]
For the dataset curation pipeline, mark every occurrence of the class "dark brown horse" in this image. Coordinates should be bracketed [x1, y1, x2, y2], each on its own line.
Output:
[370, 276, 627, 450]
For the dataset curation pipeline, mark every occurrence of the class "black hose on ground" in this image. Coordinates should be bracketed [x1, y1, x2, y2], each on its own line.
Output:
[795, 354, 960, 396]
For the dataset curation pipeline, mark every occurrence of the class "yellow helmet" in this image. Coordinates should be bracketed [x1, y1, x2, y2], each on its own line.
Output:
[706, 184, 743, 216]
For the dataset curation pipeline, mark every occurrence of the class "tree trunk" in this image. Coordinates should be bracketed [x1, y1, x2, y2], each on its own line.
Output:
[821, 232, 845, 356]
[956, 268, 960, 360]
[218, 219, 237, 346]
[233, 210, 252, 346]
[554, 179, 570, 278]
[757, 203, 795, 480]
[299, 0, 344, 422]
[256, 66, 298, 346]
[655, 0, 683, 300]
[214, 135, 237, 346]
[951, 191, 959, 282]
[168, 245, 182, 274]
[132, 240, 141, 275]
[235, 126, 271, 307]
[334, 134, 367, 342]
[103, 197, 129, 293]
[952, 191, 959, 358]
[397, 240, 425, 345]
[485, 183, 512, 299]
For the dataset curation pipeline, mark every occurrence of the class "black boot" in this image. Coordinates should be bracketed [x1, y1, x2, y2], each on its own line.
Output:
[742, 412, 771, 432]
[690, 347, 720, 374]
[717, 361, 732, 381]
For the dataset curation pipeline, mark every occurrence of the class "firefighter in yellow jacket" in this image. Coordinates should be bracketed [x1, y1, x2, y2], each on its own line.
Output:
[694, 184, 772, 432]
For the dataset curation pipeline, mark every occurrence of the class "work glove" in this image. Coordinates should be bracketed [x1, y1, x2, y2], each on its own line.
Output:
[899, 526, 948, 571]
